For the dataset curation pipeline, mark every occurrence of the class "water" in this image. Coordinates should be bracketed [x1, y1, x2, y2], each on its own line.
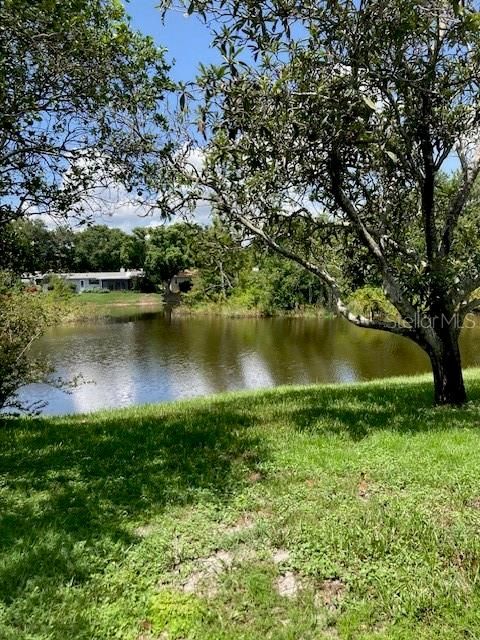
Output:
[20, 312, 480, 415]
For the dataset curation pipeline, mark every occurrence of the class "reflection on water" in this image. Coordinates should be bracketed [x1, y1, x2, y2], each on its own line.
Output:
[20, 312, 480, 415]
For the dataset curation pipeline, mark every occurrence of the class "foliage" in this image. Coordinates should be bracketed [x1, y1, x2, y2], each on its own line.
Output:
[2, 373, 480, 637]
[0, 274, 54, 414]
[119, 229, 147, 270]
[1, 218, 375, 314]
[1, 221, 146, 275]
[183, 220, 330, 314]
[0, 0, 172, 226]
[144, 223, 199, 284]
[187, 218, 247, 301]
[245, 255, 331, 314]
[348, 286, 399, 323]
[43, 275, 76, 299]
[162, 0, 480, 404]
[0, 219, 57, 274]
[73, 225, 130, 272]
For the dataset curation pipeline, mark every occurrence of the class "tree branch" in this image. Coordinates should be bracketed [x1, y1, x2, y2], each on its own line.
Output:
[211, 188, 417, 340]
[419, 93, 437, 265]
[329, 151, 386, 264]
[328, 150, 421, 324]
[336, 299, 414, 338]
[440, 149, 480, 256]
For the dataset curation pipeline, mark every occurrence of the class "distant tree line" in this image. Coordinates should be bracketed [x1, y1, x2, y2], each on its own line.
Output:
[1, 218, 332, 312]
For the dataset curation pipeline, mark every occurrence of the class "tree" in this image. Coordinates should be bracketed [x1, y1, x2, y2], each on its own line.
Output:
[0, 0, 172, 226]
[0, 219, 81, 274]
[0, 273, 54, 414]
[73, 225, 129, 272]
[120, 228, 147, 269]
[0, 219, 56, 274]
[144, 223, 198, 286]
[0, 0, 173, 412]
[188, 218, 246, 301]
[162, 0, 480, 405]
[49, 226, 77, 272]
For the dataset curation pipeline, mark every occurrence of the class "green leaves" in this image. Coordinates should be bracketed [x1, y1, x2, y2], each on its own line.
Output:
[0, 0, 172, 225]
[0, 278, 54, 414]
[162, 0, 480, 394]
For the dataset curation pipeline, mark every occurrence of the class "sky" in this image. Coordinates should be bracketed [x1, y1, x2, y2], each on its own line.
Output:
[90, 1, 217, 232]
[125, 1, 218, 83]
[82, 1, 462, 232]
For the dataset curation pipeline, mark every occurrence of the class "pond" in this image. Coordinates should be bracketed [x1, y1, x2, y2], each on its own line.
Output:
[21, 312, 480, 415]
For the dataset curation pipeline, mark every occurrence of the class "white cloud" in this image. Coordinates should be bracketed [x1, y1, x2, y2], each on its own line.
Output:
[39, 181, 212, 232]
[92, 198, 212, 231]
[37, 146, 212, 232]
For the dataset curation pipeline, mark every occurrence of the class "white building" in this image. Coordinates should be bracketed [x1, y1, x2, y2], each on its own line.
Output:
[58, 269, 144, 293]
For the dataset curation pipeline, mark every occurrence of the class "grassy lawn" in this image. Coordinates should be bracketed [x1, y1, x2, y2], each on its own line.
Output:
[57, 291, 164, 321]
[77, 291, 163, 307]
[2, 372, 480, 639]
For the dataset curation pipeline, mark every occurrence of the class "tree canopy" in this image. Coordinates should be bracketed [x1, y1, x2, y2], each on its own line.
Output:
[0, 0, 172, 226]
[161, 0, 480, 404]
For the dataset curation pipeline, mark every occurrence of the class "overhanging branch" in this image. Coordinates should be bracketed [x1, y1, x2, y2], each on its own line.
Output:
[212, 192, 416, 340]
[328, 150, 420, 324]
[440, 152, 480, 256]
[336, 300, 414, 338]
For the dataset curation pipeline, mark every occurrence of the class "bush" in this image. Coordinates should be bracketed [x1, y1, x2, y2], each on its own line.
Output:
[81, 287, 109, 294]
[43, 274, 76, 299]
[0, 273, 55, 414]
[348, 286, 398, 321]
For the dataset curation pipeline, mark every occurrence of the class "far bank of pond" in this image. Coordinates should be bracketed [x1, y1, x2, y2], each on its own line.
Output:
[63, 291, 328, 321]
[21, 311, 480, 415]
[61, 291, 164, 321]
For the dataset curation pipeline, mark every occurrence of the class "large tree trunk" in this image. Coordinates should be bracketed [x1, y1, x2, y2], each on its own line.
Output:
[427, 327, 466, 406]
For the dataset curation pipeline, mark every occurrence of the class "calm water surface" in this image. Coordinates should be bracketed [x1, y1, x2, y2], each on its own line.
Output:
[22, 312, 480, 415]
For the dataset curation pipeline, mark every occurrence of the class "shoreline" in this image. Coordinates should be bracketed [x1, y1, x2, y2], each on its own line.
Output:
[171, 303, 332, 319]
[57, 293, 333, 322]
[13, 367, 480, 420]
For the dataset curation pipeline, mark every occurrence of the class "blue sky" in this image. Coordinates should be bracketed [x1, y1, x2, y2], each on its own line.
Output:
[125, 1, 218, 82]
[91, 1, 217, 231]
[97, 1, 460, 232]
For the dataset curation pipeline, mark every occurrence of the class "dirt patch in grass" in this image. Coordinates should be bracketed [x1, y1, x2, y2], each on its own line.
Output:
[181, 550, 234, 599]
[276, 571, 302, 598]
[167, 542, 266, 600]
[272, 549, 291, 565]
[315, 579, 346, 611]
[234, 544, 259, 563]
[223, 512, 256, 535]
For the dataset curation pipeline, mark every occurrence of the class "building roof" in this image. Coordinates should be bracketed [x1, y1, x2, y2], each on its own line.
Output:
[176, 269, 198, 278]
[61, 270, 144, 280]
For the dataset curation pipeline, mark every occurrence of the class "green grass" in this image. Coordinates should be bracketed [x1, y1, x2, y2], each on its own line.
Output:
[55, 291, 164, 322]
[2, 371, 480, 639]
[76, 291, 163, 307]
